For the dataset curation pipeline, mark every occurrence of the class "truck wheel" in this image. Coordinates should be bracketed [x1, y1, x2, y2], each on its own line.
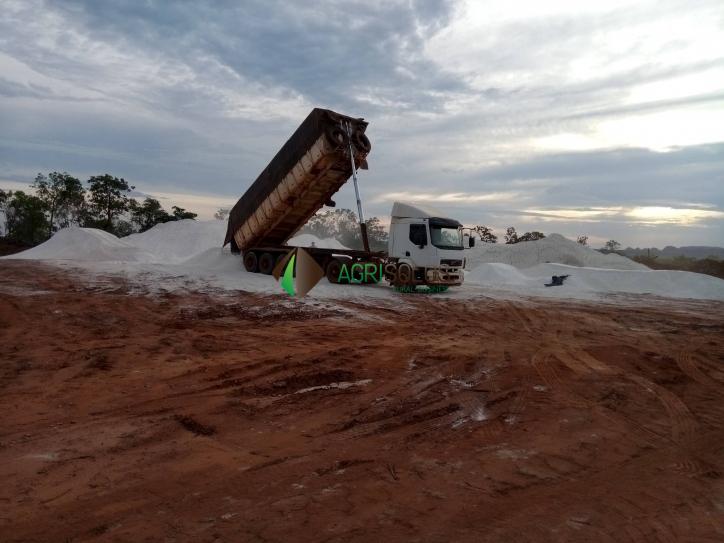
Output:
[396, 263, 414, 287]
[325, 127, 346, 147]
[258, 252, 275, 275]
[243, 251, 258, 273]
[353, 131, 371, 153]
[326, 259, 342, 284]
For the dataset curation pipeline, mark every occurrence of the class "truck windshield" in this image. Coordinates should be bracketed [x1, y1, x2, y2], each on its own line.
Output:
[430, 225, 463, 250]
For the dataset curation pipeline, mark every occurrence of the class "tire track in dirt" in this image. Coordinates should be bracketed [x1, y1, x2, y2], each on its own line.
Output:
[627, 374, 699, 445]
[676, 350, 724, 390]
[534, 347, 677, 445]
[504, 301, 536, 334]
[554, 346, 700, 447]
[531, 349, 588, 409]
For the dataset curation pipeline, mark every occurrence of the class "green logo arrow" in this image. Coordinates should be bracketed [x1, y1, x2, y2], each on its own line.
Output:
[280, 253, 296, 296]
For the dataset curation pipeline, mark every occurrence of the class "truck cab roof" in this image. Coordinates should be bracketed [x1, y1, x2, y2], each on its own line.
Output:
[391, 202, 461, 227]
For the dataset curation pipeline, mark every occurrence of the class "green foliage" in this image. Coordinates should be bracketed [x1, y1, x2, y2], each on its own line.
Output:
[633, 254, 724, 280]
[131, 197, 171, 232]
[518, 231, 546, 242]
[4, 190, 48, 245]
[300, 208, 388, 250]
[472, 225, 497, 243]
[85, 174, 135, 233]
[214, 208, 230, 220]
[604, 239, 621, 252]
[504, 227, 546, 244]
[129, 199, 197, 233]
[172, 206, 197, 221]
[114, 220, 135, 237]
[364, 216, 388, 251]
[2, 172, 199, 245]
[32, 171, 85, 237]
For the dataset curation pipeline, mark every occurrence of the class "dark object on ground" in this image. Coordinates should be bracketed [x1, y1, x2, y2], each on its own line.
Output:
[545, 274, 570, 287]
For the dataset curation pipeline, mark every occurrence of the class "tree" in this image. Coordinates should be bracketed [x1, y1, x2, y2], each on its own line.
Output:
[300, 208, 388, 250]
[604, 240, 621, 252]
[131, 197, 171, 232]
[32, 171, 85, 237]
[472, 225, 497, 243]
[504, 226, 518, 244]
[365, 216, 388, 251]
[214, 208, 230, 220]
[577, 235, 588, 246]
[0, 189, 10, 236]
[85, 174, 135, 233]
[4, 191, 48, 245]
[518, 231, 546, 242]
[171, 206, 197, 220]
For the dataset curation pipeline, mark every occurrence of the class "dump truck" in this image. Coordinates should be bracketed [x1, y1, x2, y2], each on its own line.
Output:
[224, 107, 473, 288]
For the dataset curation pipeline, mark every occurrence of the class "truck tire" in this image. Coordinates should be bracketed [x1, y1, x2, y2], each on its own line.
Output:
[325, 126, 346, 147]
[353, 131, 371, 153]
[243, 251, 258, 273]
[396, 263, 414, 287]
[326, 258, 342, 284]
[258, 252, 275, 275]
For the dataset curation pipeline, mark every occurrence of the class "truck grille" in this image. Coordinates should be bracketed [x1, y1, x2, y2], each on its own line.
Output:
[441, 259, 463, 267]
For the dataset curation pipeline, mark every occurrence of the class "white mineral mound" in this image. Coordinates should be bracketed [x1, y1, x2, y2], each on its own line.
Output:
[6, 227, 154, 262]
[467, 234, 646, 270]
[124, 219, 226, 264]
[5, 220, 346, 264]
[465, 262, 724, 300]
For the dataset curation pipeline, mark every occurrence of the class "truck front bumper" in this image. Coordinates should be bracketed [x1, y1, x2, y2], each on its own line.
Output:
[425, 266, 463, 286]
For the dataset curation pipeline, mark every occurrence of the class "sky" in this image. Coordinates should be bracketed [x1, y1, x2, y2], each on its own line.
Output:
[0, 0, 723, 248]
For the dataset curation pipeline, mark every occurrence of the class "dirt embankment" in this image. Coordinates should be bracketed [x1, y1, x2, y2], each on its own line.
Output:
[1, 261, 723, 542]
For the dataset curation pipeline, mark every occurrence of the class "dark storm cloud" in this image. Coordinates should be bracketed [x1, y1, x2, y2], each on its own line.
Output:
[50, 0, 464, 113]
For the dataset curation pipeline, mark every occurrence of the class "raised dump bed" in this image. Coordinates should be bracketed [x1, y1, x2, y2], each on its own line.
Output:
[224, 108, 371, 252]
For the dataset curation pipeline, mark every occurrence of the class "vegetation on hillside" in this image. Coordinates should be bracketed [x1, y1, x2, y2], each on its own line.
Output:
[632, 255, 724, 280]
[0, 172, 197, 248]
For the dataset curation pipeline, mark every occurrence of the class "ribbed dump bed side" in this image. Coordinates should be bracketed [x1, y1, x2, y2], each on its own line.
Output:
[224, 108, 370, 250]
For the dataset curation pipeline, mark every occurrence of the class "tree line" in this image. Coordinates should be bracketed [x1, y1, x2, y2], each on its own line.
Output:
[0, 172, 197, 246]
[470, 225, 548, 244]
[296, 208, 389, 251]
[471, 227, 624, 251]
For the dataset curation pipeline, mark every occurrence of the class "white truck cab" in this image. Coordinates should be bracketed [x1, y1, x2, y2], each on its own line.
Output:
[387, 202, 473, 287]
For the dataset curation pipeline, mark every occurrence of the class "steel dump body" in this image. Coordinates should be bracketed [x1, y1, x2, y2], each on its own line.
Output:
[224, 108, 371, 251]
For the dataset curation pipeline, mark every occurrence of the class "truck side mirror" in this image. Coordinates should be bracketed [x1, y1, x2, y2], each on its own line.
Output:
[469, 237, 475, 248]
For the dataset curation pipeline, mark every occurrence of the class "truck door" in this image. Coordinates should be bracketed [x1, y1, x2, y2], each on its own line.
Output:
[404, 223, 437, 268]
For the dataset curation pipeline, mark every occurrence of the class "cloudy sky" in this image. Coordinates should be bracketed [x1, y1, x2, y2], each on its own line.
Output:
[1, 0, 723, 247]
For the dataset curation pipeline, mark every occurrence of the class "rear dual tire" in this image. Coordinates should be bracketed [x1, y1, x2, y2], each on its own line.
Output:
[243, 251, 258, 273]
[258, 252, 275, 275]
[244, 251, 277, 275]
[326, 258, 342, 283]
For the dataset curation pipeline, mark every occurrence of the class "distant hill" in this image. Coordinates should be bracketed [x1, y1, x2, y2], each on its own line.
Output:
[622, 246, 724, 260]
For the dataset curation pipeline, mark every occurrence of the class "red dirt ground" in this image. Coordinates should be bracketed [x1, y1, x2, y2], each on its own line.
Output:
[1, 261, 723, 542]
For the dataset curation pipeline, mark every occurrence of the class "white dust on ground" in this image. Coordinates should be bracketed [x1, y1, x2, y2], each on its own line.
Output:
[4, 221, 724, 302]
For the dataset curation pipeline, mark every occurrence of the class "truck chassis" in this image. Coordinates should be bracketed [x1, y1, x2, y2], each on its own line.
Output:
[241, 246, 462, 288]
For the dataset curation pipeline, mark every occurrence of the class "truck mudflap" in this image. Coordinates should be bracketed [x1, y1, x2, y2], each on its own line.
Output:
[425, 266, 463, 286]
